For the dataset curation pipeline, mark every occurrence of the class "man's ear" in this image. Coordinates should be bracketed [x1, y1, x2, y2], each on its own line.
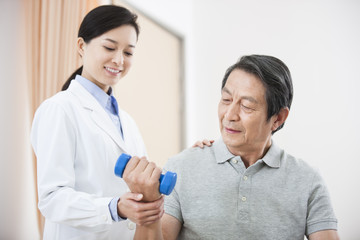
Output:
[271, 107, 289, 132]
[77, 37, 85, 57]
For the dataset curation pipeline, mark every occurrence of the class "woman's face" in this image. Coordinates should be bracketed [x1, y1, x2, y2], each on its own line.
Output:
[78, 25, 137, 92]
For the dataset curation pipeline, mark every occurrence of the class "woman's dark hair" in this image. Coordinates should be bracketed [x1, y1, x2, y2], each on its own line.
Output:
[221, 55, 293, 134]
[61, 5, 139, 91]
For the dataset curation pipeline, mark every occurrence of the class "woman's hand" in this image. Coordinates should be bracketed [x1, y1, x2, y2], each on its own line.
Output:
[117, 192, 164, 226]
[192, 139, 214, 148]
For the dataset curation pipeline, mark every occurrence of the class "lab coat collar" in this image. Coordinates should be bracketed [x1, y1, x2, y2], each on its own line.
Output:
[67, 80, 128, 152]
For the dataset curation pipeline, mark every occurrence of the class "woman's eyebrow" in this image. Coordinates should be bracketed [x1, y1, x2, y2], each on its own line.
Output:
[104, 38, 135, 48]
[104, 38, 117, 44]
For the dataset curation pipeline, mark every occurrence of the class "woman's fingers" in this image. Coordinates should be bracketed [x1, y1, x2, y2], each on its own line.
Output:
[118, 193, 164, 225]
[192, 139, 214, 148]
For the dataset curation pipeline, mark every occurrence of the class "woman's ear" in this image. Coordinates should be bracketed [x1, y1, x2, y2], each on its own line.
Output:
[77, 37, 85, 57]
[271, 107, 289, 132]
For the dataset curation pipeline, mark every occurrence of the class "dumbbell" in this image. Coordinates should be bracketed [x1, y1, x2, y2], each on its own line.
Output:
[114, 153, 177, 195]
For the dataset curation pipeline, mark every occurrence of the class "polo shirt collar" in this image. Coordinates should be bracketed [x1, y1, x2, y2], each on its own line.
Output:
[261, 140, 281, 168]
[214, 138, 282, 168]
[213, 138, 236, 164]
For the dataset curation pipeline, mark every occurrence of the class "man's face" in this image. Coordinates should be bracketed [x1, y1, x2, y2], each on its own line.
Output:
[218, 69, 275, 153]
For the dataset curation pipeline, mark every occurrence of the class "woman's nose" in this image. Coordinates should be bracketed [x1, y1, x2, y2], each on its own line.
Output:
[112, 52, 124, 65]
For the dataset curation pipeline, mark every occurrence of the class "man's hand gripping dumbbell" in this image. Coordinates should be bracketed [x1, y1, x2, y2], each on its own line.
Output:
[115, 153, 177, 202]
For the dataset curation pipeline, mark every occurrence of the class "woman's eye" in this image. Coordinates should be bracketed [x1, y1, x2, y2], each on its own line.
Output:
[222, 98, 231, 103]
[124, 51, 133, 56]
[104, 46, 115, 51]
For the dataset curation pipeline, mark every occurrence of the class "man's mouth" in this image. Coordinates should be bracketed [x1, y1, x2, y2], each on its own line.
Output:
[225, 127, 242, 134]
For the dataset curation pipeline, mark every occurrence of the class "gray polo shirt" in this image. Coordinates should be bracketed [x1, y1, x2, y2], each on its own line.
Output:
[164, 139, 337, 240]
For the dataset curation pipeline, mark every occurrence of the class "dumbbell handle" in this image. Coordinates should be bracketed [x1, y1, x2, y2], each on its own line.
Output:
[114, 153, 177, 195]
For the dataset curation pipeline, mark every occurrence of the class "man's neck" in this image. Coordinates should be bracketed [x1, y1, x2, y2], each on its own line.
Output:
[227, 138, 272, 168]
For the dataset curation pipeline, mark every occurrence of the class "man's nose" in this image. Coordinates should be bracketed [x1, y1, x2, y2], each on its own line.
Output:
[224, 103, 240, 121]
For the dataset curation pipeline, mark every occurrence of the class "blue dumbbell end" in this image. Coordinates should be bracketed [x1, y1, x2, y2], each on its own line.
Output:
[159, 171, 177, 195]
[114, 153, 132, 178]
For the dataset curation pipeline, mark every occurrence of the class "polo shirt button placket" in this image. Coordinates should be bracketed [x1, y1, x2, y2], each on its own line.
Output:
[238, 171, 250, 221]
[238, 194, 249, 221]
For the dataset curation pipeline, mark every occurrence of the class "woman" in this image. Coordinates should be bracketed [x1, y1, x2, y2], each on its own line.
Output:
[31, 5, 164, 240]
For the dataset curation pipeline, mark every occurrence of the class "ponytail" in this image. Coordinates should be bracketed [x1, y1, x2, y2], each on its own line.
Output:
[62, 66, 83, 91]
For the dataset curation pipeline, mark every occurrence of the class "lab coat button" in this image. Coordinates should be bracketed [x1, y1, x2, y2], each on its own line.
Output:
[128, 221, 136, 230]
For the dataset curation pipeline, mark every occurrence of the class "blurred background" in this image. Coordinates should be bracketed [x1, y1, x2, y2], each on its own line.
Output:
[1, 0, 359, 239]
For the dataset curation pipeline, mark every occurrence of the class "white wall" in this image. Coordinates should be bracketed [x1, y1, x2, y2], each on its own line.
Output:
[0, 0, 39, 239]
[120, 0, 198, 146]
[126, 0, 360, 239]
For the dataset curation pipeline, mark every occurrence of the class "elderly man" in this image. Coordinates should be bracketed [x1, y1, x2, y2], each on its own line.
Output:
[123, 55, 339, 240]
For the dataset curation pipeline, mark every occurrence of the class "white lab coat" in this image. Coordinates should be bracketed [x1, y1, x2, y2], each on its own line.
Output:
[31, 80, 147, 240]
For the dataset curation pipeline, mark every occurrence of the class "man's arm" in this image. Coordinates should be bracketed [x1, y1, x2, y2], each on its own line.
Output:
[134, 221, 163, 240]
[134, 213, 182, 240]
[162, 214, 182, 240]
[308, 230, 340, 240]
[121, 156, 183, 239]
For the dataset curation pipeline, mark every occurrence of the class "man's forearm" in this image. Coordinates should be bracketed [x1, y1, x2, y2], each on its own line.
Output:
[134, 221, 163, 240]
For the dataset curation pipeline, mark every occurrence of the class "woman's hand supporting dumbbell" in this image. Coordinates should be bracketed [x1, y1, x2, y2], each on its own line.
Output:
[115, 154, 177, 202]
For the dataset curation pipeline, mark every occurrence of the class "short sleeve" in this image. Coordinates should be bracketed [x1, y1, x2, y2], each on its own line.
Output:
[164, 188, 183, 223]
[163, 160, 184, 223]
[306, 170, 338, 235]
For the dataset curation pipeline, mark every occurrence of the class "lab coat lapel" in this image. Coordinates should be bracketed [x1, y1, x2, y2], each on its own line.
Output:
[91, 111, 127, 151]
[69, 81, 128, 152]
